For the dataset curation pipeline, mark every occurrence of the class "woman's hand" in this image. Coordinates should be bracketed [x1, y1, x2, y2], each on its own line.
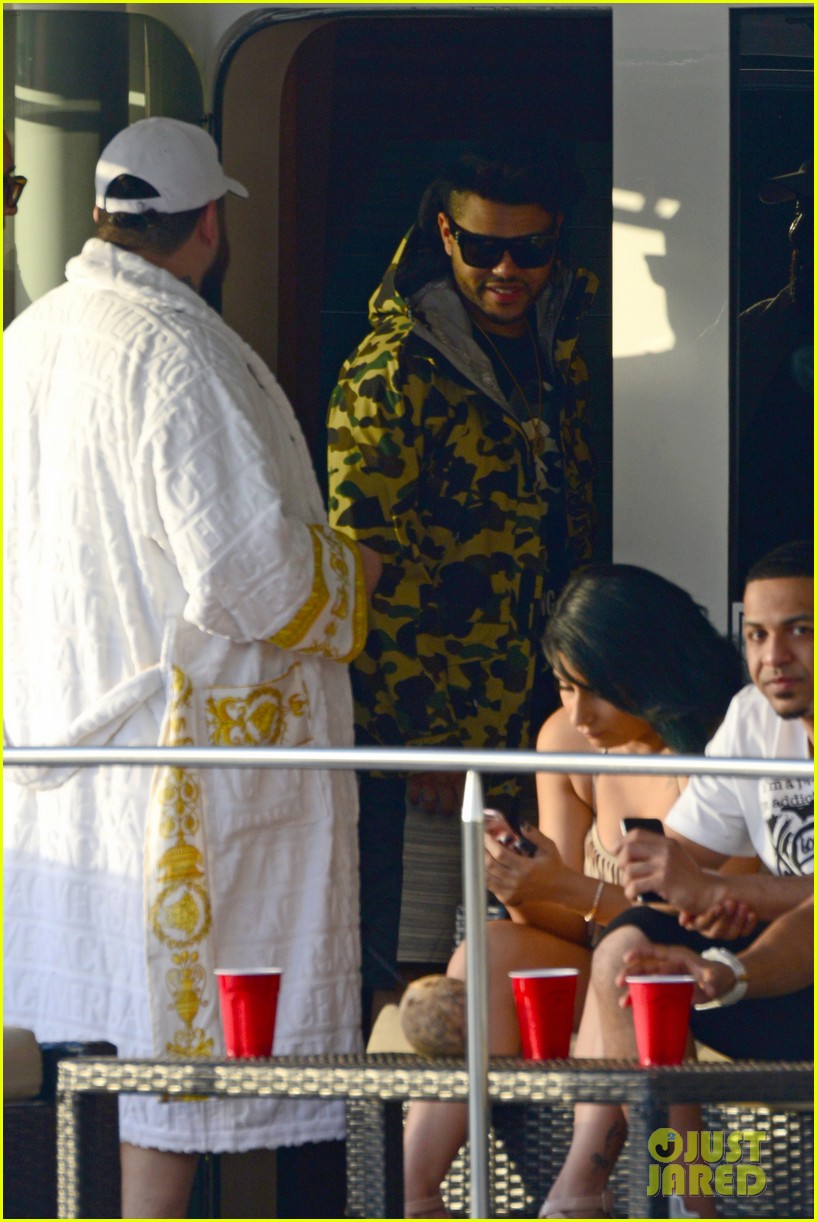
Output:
[484, 820, 568, 908]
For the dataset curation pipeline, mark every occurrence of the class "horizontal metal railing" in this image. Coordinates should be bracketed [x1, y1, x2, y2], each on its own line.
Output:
[3, 744, 812, 777]
[4, 745, 811, 1217]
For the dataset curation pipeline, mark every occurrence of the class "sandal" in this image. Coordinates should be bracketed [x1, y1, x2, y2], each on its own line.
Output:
[539, 1190, 613, 1218]
[404, 1192, 449, 1218]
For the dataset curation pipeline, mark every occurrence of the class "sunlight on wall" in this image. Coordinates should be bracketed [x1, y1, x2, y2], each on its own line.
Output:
[612, 188, 681, 359]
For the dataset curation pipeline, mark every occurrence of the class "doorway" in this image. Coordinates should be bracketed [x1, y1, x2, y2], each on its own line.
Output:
[218, 8, 612, 555]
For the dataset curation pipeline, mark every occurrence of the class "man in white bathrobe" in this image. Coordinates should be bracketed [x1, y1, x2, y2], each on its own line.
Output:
[3, 117, 381, 1217]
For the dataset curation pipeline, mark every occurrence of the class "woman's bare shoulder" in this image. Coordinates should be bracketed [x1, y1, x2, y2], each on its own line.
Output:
[536, 707, 596, 809]
[536, 706, 596, 754]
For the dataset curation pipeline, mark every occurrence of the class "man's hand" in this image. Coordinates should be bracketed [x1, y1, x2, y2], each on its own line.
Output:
[618, 829, 721, 914]
[407, 771, 465, 816]
[678, 895, 757, 940]
[484, 821, 565, 908]
[357, 542, 383, 598]
[616, 942, 737, 1008]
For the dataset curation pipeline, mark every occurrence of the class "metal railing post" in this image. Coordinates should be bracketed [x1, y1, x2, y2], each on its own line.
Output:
[462, 769, 489, 1219]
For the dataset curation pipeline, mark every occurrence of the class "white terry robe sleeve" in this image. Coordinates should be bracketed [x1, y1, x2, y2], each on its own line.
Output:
[135, 362, 366, 660]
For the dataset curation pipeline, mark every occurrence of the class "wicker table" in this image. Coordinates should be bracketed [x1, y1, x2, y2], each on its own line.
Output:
[56, 1054, 812, 1219]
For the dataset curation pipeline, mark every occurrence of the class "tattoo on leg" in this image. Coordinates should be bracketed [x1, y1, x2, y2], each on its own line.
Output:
[590, 1117, 628, 1173]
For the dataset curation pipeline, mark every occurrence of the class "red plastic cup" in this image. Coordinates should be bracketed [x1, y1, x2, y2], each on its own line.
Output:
[509, 968, 578, 1059]
[625, 974, 694, 1066]
[215, 968, 282, 1058]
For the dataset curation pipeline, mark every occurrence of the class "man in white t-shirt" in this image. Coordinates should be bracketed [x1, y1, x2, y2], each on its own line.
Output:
[599, 537, 813, 1064]
[537, 542, 813, 1221]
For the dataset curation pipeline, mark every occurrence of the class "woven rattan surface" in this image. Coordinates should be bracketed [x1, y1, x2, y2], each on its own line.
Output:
[56, 1052, 813, 1101]
[56, 1055, 813, 1219]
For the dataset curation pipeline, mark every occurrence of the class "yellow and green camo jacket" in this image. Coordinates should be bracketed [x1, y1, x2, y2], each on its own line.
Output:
[327, 228, 598, 757]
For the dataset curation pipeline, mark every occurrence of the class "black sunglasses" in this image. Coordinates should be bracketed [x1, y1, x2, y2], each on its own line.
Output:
[445, 215, 558, 269]
[4, 172, 27, 209]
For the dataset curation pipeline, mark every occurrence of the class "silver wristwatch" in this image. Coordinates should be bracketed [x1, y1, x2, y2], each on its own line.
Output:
[693, 946, 749, 1009]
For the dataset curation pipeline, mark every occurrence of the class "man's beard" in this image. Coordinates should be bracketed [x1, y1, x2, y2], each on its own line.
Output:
[200, 229, 230, 312]
[776, 701, 813, 721]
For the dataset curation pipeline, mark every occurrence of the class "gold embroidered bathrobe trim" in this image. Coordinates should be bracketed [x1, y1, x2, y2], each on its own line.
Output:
[146, 665, 217, 1098]
[205, 663, 312, 748]
[269, 525, 367, 663]
[145, 657, 317, 1097]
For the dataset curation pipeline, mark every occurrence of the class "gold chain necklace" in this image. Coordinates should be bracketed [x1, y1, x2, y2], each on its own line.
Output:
[473, 318, 544, 425]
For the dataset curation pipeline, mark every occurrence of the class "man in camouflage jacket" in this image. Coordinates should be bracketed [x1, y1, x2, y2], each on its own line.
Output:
[327, 144, 597, 1014]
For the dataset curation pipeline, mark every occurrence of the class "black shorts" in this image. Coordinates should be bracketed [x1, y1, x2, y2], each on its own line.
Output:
[601, 906, 813, 1061]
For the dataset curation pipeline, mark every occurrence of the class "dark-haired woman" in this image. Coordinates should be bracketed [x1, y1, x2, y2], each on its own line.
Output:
[403, 565, 753, 1219]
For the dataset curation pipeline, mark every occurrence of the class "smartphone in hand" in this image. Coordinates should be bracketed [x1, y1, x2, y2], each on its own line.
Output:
[484, 807, 537, 857]
[620, 817, 664, 902]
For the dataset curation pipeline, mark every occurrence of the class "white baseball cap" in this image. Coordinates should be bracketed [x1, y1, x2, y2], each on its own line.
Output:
[95, 117, 248, 214]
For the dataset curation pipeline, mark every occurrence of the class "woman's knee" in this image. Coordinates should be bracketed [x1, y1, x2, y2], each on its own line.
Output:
[591, 922, 651, 987]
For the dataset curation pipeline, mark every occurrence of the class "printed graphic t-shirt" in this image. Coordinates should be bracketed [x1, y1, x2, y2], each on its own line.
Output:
[666, 683, 813, 875]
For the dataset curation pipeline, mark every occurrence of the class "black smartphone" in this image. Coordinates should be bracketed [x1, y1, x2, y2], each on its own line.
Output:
[620, 817, 665, 902]
[484, 807, 537, 857]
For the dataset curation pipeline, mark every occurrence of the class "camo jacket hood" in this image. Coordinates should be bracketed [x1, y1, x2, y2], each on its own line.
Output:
[328, 226, 598, 754]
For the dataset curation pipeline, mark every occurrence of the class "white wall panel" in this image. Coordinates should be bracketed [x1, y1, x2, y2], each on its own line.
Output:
[612, 4, 730, 629]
